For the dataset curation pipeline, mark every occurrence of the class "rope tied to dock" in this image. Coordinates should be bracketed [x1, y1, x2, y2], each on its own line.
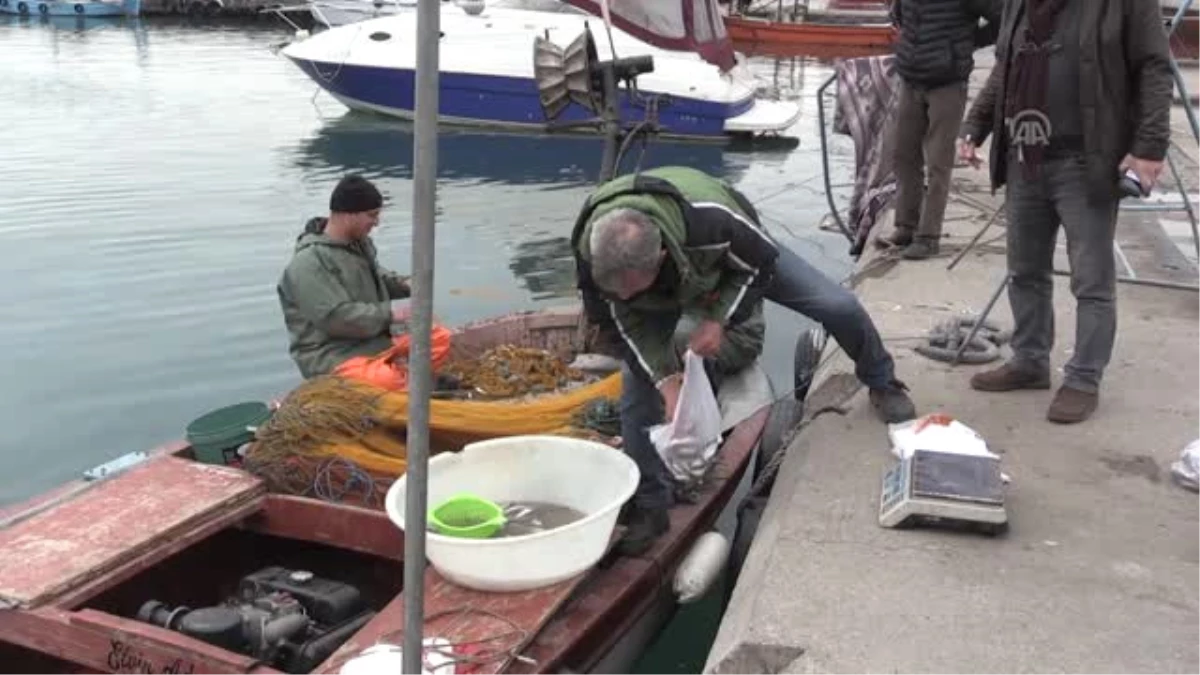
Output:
[914, 315, 1012, 365]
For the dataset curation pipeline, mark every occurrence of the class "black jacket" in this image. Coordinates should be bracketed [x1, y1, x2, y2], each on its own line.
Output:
[962, 0, 1174, 201]
[891, 0, 1003, 87]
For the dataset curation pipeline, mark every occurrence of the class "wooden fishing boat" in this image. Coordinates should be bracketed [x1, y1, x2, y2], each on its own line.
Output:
[0, 305, 808, 674]
[724, 14, 894, 56]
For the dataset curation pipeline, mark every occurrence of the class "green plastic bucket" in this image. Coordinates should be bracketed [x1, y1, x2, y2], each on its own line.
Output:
[186, 401, 271, 465]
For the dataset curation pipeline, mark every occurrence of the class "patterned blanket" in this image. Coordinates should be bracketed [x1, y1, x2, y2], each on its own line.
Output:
[832, 55, 900, 256]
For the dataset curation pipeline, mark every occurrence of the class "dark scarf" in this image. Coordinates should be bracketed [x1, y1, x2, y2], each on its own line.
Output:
[1005, 0, 1068, 177]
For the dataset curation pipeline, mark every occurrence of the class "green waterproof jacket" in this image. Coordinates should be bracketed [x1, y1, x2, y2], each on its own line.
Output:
[277, 217, 411, 379]
[572, 166, 778, 384]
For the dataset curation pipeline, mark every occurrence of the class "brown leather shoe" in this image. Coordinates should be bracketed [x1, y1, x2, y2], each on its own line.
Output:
[1047, 386, 1098, 424]
[969, 363, 1051, 392]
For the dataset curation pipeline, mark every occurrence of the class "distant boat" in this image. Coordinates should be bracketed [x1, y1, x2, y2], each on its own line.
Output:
[716, 0, 894, 56]
[0, 0, 140, 16]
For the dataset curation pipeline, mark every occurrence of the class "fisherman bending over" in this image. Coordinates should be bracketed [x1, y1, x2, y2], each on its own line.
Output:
[572, 166, 917, 555]
[278, 174, 412, 380]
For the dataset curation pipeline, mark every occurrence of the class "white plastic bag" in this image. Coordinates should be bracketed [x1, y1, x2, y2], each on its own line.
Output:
[338, 638, 456, 675]
[1170, 439, 1200, 492]
[887, 413, 998, 460]
[649, 350, 723, 484]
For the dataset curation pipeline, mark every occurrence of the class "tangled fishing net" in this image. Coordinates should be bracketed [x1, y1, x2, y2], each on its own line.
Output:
[441, 345, 588, 398]
[244, 345, 623, 504]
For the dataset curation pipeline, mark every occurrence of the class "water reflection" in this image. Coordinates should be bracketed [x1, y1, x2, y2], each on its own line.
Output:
[508, 235, 577, 300]
[0, 17, 855, 508]
[4, 13, 151, 62]
[289, 112, 757, 186]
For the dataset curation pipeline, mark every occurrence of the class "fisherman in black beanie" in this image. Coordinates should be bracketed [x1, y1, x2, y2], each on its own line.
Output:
[277, 174, 414, 379]
[329, 173, 384, 216]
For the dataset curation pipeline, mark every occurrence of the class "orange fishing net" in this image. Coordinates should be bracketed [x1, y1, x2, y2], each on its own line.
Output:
[333, 325, 455, 391]
[246, 346, 623, 498]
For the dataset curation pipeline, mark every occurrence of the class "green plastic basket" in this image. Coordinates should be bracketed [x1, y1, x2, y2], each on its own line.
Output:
[428, 493, 506, 539]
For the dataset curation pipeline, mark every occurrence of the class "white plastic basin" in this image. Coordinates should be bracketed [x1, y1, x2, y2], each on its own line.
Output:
[385, 435, 640, 592]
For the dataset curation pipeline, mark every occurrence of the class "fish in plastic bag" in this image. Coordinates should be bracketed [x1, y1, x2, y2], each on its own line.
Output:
[887, 412, 998, 460]
[649, 350, 723, 485]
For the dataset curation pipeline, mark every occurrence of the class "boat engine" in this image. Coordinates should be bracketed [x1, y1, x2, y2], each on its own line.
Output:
[136, 566, 375, 673]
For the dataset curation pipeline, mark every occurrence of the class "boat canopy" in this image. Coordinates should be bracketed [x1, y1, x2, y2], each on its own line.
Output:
[559, 0, 736, 71]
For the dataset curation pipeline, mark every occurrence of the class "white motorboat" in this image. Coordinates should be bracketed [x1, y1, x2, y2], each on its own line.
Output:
[281, 4, 802, 140]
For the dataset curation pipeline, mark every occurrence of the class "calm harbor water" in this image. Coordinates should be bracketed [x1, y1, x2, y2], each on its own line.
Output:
[0, 15, 857, 508]
[1, 13, 858, 673]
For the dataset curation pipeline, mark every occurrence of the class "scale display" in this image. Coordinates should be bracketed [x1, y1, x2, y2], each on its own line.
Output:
[880, 449, 1008, 535]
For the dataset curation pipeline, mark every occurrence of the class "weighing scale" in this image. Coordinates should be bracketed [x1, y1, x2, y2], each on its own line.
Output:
[879, 449, 1008, 535]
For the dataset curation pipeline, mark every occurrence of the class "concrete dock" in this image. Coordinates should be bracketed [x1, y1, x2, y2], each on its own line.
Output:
[707, 54, 1200, 673]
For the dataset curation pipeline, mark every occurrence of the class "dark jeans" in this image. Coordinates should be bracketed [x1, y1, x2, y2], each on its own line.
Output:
[1005, 153, 1118, 393]
[893, 80, 969, 240]
[622, 244, 897, 509]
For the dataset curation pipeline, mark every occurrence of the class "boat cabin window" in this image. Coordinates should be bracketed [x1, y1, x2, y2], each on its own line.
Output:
[369, 31, 391, 41]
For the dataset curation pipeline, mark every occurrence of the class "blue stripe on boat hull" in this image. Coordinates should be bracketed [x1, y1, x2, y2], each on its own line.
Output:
[288, 58, 752, 139]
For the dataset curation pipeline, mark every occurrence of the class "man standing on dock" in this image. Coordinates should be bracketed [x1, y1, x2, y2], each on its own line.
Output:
[958, 0, 1173, 423]
[571, 166, 917, 555]
[886, 0, 1002, 259]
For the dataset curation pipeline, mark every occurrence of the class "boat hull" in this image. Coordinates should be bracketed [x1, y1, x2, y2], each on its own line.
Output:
[724, 15, 894, 55]
[287, 55, 749, 139]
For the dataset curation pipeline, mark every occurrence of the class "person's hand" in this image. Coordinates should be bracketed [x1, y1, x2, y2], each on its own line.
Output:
[689, 319, 724, 358]
[958, 138, 983, 169]
[1120, 154, 1164, 194]
[659, 374, 683, 423]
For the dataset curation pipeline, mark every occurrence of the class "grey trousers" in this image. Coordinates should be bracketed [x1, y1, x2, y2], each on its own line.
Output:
[1005, 154, 1119, 393]
[893, 80, 969, 240]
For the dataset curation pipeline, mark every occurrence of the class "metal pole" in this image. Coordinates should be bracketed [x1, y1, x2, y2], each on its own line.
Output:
[1163, 149, 1200, 261]
[597, 64, 621, 183]
[947, 200, 1004, 271]
[1051, 268, 1200, 292]
[1167, 0, 1194, 29]
[403, 0, 439, 669]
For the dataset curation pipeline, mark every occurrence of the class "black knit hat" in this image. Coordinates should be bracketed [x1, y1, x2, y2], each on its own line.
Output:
[329, 174, 383, 214]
